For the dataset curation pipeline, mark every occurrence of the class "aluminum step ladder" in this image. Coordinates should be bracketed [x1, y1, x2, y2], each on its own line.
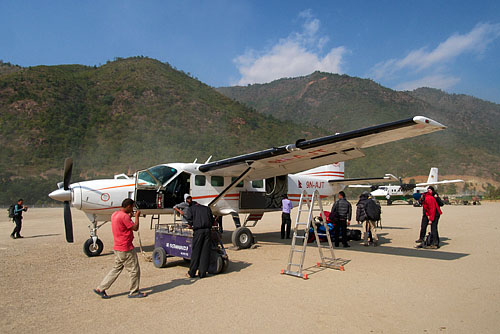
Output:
[281, 190, 345, 279]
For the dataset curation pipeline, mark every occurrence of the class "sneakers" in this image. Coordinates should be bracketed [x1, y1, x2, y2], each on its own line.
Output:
[415, 239, 423, 243]
[10, 234, 16, 239]
[363, 243, 369, 247]
[424, 245, 438, 249]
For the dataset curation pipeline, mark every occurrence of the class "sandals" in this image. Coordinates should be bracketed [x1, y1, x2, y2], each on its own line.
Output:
[128, 292, 147, 298]
[93, 289, 110, 299]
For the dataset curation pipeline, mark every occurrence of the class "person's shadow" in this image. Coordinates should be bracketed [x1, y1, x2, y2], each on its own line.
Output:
[111, 259, 252, 297]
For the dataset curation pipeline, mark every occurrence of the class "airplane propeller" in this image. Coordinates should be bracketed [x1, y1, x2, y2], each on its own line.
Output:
[63, 158, 74, 243]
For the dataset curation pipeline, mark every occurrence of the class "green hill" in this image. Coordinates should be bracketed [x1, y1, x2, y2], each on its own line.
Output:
[0, 57, 318, 205]
[217, 72, 500, 181]
[2, 59, 498, 205]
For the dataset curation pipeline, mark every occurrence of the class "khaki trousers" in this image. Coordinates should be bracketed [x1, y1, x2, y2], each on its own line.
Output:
[363, 220, 378, 243]
[98, 249, 140, 295]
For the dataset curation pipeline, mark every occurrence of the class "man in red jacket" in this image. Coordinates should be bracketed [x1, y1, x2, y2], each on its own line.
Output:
[421, 188, 443, 249]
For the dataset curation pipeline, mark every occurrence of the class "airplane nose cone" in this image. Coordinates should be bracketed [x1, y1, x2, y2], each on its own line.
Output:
[49, 188, 71, 202]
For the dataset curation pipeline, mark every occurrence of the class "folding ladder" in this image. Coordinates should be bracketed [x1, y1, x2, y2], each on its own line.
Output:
[281, 190, 346, 279]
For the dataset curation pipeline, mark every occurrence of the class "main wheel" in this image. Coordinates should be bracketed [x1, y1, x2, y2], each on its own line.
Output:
[83, 238, 104, 257]
[231, 227, 253, 249]
[152, 247, 167, 268]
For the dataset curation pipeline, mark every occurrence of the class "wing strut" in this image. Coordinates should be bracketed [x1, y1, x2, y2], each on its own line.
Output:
[208, 165, 253, 210]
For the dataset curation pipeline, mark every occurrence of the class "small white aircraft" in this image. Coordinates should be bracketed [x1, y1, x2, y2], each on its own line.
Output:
[49, 116, 446, 256]
[350, 167, 464, 204]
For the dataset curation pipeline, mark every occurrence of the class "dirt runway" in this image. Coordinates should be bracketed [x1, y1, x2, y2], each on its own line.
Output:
[1, 202, 499, 333]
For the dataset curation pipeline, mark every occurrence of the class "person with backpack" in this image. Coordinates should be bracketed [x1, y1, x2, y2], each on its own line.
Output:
[10, 199, 28, 239]
[416, 186, 443, 249]
[357, 192, 380, 246]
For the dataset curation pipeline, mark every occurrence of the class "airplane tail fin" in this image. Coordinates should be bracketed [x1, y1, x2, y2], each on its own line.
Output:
[427, 167, 438, 184]
[296, 162, 345, 180]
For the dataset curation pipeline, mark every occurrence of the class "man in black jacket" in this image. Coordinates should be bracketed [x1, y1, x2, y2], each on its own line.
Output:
[330, 191, 352, 248]
[11, 199, 28, 239]
[185, 202, 215, 278]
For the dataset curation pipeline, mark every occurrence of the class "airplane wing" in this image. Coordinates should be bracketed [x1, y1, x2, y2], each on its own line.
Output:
[198, 116, 446, 180]
[330, 174, 396, 186]
[416, 179, 465, 187]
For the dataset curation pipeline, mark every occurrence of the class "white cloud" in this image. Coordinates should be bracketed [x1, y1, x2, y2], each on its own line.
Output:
[371, 23, 500, 81]
[395, 74, 461, 91]
[234, 11, 346, 85]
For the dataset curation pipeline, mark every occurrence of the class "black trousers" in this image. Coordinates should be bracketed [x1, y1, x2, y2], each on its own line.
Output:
[189, 228, 211, 278]
[281, 213, 291, 239]
[419, 212, 440, 246]
[12, 216, 22, 237]
[334, 219, 348, 246]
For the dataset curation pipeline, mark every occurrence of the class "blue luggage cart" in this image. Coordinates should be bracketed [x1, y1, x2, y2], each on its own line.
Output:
[152, 222, 229, 274]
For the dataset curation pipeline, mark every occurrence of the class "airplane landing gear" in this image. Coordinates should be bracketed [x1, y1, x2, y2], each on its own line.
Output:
[83, 219, 108, 257]
[83, 238, 103, 257]
[232, 227, 254, 249]
[230, 213, 254, 249]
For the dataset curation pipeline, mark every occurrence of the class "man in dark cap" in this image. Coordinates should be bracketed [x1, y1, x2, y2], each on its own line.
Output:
[185, 202, 215, 278]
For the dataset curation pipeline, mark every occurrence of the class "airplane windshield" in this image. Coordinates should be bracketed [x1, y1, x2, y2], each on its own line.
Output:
[138, 165, 177, 186]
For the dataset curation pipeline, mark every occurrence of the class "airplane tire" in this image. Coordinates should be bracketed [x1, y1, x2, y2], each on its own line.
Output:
[232, 227, 253, 249]
[83, 238, 104, 257]
[152, 247, 167, 268]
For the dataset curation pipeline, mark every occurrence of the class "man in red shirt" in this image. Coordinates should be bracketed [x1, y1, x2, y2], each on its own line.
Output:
[93, 198, 147, 298]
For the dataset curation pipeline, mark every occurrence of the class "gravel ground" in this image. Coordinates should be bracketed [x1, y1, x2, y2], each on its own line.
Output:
[1, 202, 499, 333]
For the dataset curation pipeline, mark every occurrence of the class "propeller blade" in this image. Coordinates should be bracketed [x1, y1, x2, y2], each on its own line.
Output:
[64, 201, 74, 243]
[63, 158, 73, 190]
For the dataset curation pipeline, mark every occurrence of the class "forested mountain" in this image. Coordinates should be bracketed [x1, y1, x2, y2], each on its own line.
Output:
[1, 58, 498, 205]
[217, 72, 500, 183]
[0, 57, 317, 205]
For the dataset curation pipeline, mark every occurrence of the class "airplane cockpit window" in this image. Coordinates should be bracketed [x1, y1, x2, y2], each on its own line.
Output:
[138, 165, 177, 186]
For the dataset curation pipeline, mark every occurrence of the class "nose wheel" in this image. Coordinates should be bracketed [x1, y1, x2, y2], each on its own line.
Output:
[82, 219, 108, 257]
[83, 238, 104, 257]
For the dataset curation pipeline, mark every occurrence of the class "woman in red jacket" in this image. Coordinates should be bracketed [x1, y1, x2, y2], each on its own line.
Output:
[422, 188, 443, 249]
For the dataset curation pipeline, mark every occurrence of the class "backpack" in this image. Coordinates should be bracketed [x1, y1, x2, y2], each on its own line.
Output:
[8, 204, 15, 219]
[356, 201, 367, 222]
[435, 195, 444, 207]
[365, 199, 381, 221]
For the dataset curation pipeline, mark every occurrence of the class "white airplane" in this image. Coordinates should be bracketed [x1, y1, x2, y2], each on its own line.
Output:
[350, 167, 464, 204]
[49, 116, 446, 256]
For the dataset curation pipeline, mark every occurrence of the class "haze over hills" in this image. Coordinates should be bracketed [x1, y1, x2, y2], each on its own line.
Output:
[217, 72, 500, 184]
[0, 57, 317, 205]
[1, 57, 498, 204]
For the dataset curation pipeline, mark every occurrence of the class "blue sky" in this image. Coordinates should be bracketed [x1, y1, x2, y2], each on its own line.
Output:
[1, 0, 500, 103]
